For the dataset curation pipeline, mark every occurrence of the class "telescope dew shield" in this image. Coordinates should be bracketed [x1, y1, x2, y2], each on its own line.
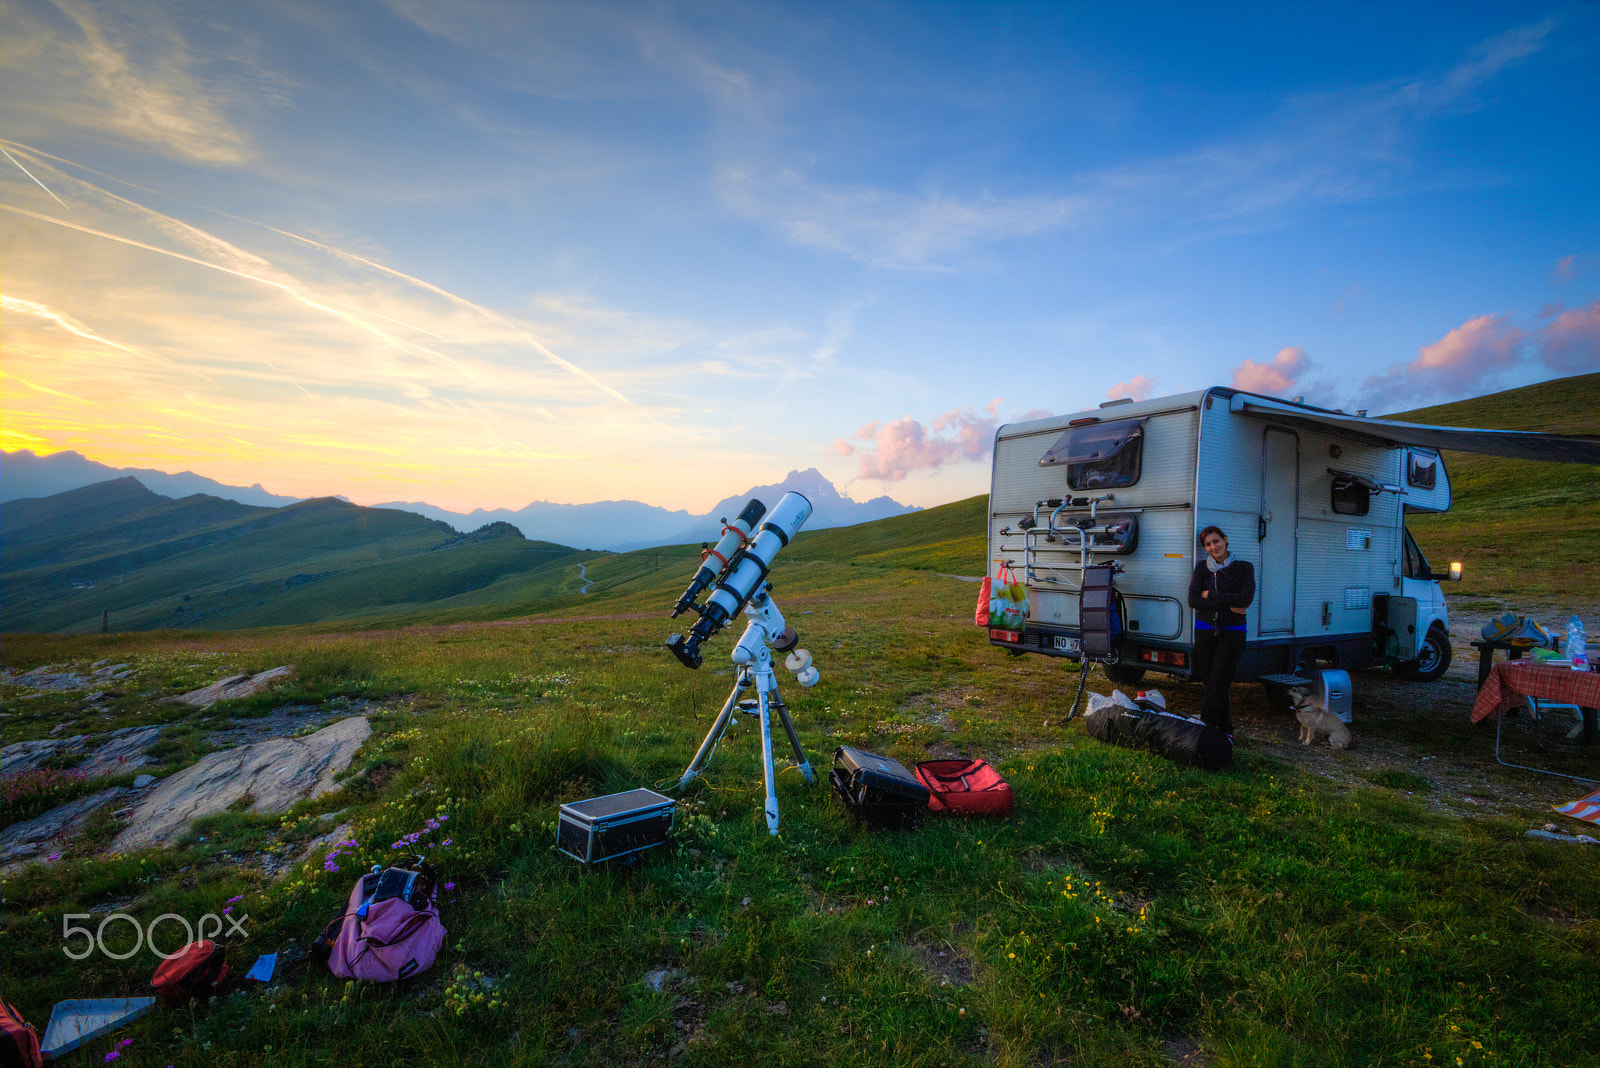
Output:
[671, 498, 766, 617]
[703, 491, 812, 627]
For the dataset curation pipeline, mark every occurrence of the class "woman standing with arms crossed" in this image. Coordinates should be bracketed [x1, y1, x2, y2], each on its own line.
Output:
[1187, 526, 1255, 737]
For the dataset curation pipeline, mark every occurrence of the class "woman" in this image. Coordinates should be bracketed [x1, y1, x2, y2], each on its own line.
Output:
[1187, 525, 1255, 737]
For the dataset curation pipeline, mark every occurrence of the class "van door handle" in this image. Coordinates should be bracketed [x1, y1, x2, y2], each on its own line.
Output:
[1258, 515, 1268, 541]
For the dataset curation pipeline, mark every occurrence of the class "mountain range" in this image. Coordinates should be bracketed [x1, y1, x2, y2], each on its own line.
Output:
[0, 450, 917, 552]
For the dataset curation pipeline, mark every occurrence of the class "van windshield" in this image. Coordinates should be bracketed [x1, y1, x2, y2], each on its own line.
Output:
[1403, 527, 1432, 579]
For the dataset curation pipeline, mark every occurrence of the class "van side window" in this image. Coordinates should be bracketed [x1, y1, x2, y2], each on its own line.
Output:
[1038, 418, 1145, 490]
[1407, 449, 1438, 490]
[1331, 476, 1370, 516]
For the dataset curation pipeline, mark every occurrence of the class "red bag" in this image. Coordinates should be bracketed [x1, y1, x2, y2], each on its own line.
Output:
[915, 759, 1014, 817]
[973, 577, 992, 626]
[1, 1001, 42, 1068]
[152, 940, 229, 1008]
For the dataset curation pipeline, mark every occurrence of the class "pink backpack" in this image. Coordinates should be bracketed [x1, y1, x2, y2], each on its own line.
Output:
[319, 858, 446, 982]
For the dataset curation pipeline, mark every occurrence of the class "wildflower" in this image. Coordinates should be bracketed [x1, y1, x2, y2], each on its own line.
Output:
[444, 882, 455, 891]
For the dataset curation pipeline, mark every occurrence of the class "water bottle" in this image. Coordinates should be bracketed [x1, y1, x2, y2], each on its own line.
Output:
[1568, 616, 1589, 671]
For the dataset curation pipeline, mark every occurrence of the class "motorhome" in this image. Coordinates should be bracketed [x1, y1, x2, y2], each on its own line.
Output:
[985, 387, 1464, 686]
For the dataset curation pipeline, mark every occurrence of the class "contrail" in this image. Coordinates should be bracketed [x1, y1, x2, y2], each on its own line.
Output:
[1, 294, 148, 358]
[0, 203, 481, 382]
[0, 144, 69, 209]
[1, 140, 630, 405]
[250, 223, 633, 406]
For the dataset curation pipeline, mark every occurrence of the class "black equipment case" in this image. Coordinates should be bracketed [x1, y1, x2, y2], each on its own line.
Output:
[557, 788, 675, 864]
[830, 746, 929, 826]
[1082, 700, 1232, 771]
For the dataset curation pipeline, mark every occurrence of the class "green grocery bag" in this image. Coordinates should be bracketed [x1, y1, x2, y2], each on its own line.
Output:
[990, 564, 1029, 631]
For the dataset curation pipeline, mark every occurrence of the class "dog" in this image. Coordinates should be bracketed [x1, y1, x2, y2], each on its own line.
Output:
[1289, 685, 1352, 749]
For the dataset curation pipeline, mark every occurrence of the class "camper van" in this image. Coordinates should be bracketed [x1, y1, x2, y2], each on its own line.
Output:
[985, 387, 1462, 687]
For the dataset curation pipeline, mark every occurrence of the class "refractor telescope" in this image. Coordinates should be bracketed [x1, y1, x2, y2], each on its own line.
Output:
[666, 490, 819, 835]
[666, 491, 813, 670]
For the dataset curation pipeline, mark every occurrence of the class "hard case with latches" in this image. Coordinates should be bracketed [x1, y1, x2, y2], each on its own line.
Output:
[557, 788, 675, 864]
[830, 746, 929, 827]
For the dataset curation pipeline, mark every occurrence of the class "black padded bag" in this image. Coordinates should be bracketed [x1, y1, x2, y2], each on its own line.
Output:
[1082, 701, 1232, 771]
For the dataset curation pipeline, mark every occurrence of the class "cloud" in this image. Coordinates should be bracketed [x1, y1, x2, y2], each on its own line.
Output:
[1357, 301, 1596, 411]
[1552, 254, 1579, 283]
[720, 166, 1090, 270]
[1534, 300, 1600, 375]
[835, 402, 1000, 481]
[1106, 375, 1156, 402]
[1231, 347, 1310, 397]
[4, 1, 267, 166]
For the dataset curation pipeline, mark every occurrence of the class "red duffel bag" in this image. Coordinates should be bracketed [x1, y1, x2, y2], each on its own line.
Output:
[915, 759, 1013, 817]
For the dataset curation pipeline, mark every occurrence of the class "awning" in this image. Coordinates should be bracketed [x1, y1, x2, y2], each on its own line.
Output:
[1230, 395, 1600, 464]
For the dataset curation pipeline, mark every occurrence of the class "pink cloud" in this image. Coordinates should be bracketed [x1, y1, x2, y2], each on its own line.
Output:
[1412, 313, 1522, 375]
[1356, 304, 1597, 410]
[1533, 299, 1599, 374]
[1106, 375, 1156, 402]
[1359, 313, 1523, 410]
[1231, 347, 1309, 397]
[1552, 254, 1579, 283]
[840, 404, 1001, 481]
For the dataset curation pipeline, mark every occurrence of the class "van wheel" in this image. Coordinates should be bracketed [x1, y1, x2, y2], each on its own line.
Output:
[1103, 663, 1146, 686]
[1396, 626, 1452, 682]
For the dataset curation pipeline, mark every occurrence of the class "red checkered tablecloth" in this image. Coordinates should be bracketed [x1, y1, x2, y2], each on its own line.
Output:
[1470, 660, 1600, 722]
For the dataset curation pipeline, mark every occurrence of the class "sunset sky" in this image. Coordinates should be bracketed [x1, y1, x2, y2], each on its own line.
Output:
[2, 1, 1596, 514]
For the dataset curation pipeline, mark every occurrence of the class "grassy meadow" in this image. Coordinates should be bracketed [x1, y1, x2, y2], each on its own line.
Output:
[2, 374, 1597, 1067]
[3, 527, 1598, 1067]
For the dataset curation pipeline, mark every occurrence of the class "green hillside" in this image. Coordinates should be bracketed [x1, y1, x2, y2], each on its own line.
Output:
[1391, 373, 1599, 597]
[0, 488, 586, 633]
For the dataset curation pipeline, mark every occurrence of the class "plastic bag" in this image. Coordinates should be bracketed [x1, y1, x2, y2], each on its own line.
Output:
[989, 564, 1029, 631]
[974, 577, 992, 626]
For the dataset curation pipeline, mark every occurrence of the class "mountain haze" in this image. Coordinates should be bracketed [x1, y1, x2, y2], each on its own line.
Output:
[2, 451, 917, 552]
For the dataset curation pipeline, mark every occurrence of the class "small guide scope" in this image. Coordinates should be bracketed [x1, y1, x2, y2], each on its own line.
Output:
[671, 498, 767, 618]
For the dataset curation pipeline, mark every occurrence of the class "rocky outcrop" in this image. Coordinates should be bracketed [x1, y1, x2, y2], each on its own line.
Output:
[0, 661, 134, 691]
[108, 717, 369, 854]
[0, 787, 130, 869]
[170, 666, 294, 709]
[0, 725, 162, 778]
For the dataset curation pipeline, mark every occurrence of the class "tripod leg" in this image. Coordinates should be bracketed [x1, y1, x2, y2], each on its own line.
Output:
[757, 689, 780, 834]
[679, 677, 747, 790]
[769, 688, 815, 784]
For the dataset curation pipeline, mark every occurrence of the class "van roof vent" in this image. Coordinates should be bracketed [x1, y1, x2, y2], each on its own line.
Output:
[1099, 397, 1135, 407]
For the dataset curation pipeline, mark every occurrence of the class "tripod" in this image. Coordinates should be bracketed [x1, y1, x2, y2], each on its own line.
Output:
[677, 588, 816, 834]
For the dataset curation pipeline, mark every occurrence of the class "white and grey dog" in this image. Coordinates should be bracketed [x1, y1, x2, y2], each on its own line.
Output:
[1289, 685, 1351, 749]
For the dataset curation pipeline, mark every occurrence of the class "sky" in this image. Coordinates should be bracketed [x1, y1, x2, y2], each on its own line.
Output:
[1, 0, 1596, 515]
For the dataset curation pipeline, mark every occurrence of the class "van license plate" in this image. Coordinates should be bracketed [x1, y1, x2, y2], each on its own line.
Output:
[1053, 636, 1080, 654]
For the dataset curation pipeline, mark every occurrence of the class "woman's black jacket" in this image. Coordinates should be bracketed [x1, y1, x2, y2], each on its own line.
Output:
[1188, 558, 1255, 628]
